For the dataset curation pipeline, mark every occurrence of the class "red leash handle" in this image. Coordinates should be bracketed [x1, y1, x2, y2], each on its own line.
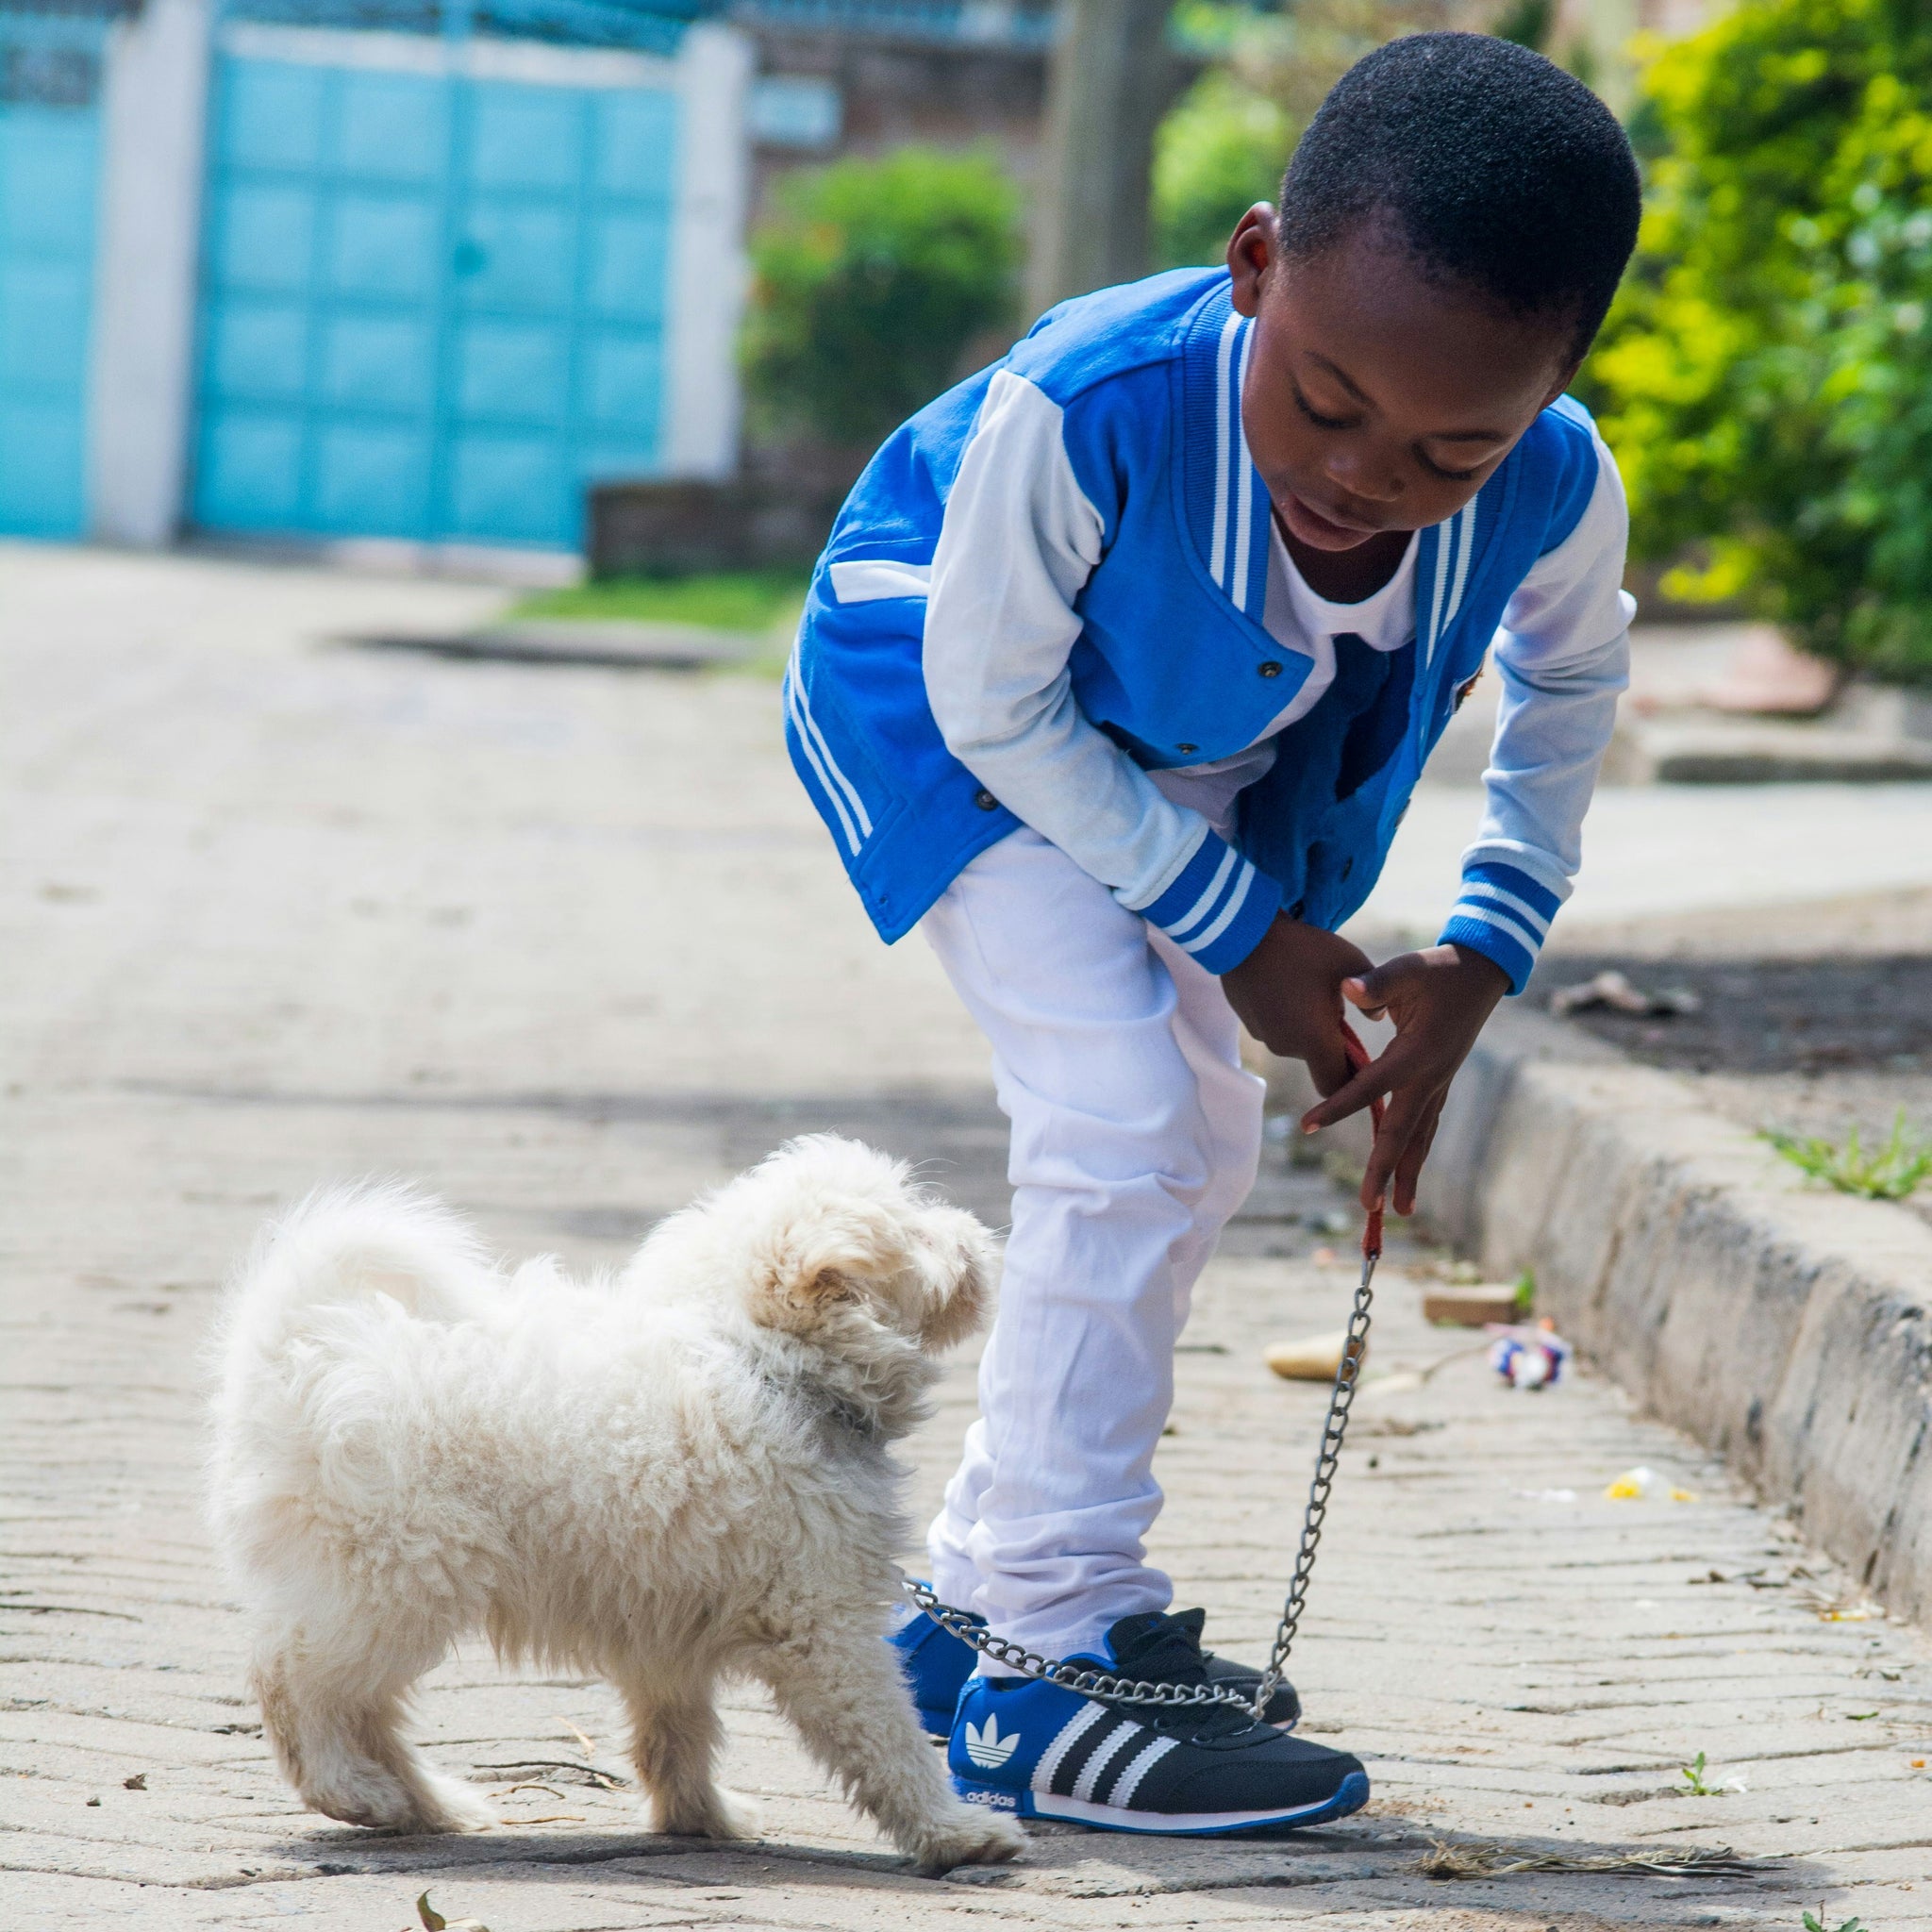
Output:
[1340, 1019, 1384, 1261]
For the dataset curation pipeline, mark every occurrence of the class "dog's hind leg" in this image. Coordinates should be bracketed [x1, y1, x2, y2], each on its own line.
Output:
[255, 1638, 495, 1836]
[617, 1665, 757, 1840]
[757, 1624, 1024, 1874]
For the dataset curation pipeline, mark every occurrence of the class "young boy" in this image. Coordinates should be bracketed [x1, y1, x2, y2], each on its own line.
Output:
[785, 33, 1641, 1835]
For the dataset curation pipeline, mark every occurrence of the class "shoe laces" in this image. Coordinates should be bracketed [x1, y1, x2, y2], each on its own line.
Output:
[1105, 1609, 1259, 1740]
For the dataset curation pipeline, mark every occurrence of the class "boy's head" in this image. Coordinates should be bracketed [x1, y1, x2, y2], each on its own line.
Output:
[1229, 32, 1641, 554]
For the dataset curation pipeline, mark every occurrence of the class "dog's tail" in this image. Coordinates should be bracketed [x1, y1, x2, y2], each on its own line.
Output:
[218, 1181, 495, 1366]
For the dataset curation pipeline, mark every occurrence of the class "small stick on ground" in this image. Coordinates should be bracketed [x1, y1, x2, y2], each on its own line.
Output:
[1416, 1840, 1765, 1880]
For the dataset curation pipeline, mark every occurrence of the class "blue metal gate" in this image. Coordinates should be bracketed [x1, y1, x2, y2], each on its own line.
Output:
[192, 20, 681, 550]
[0, 13, 108, 538]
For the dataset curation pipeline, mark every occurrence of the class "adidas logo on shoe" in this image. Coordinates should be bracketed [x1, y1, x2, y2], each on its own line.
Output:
[962, 1714, 1020, 1769]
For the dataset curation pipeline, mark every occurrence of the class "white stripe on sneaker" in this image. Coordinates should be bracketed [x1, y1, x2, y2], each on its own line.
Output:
[1029, 1699, 1108, 1794]
[1073, 1719, 1144, 1804]
[1027, 1785, 1359, 1832]
[1108, 1734, 1177, 1808]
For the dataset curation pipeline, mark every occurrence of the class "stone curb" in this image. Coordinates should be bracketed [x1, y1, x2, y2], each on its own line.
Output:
[1418, 1004, 1932, 1624]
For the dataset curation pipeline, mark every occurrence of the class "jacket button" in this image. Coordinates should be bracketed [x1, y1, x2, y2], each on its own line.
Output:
[1176, 742, 1197, 754]
[1258, 660, 1283, 677]
[974, 789, 999, 810]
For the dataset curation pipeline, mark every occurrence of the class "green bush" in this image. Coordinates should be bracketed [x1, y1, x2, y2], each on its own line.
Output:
[741, 148, 1022, 453]
[1584, 0, 1932, 676]
[1153, 69, 1291, 270]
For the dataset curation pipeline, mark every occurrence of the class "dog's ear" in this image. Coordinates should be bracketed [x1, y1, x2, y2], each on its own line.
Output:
[911, 1210, 998, 1354]
[746, 1210, 891, 1336]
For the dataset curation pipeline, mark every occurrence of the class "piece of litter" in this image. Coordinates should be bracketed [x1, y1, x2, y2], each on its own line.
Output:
[1795, 1586, 1884, 1622]
[1491, 1319, 1571, 1391]
[1360, 1370, 1424, 1395]
[1265, 1330, 1364, 1382]
[122, 1774, 147, 1790]
[1603, 1466, 1697, 1502]
[1550, 969, 1701, 1018]
[1424, 1287, 1520, 1326]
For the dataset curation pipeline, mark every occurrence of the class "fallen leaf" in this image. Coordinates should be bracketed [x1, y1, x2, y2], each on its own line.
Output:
[417, 1892, 490, 1932]
[122, 1774, 147, 1790]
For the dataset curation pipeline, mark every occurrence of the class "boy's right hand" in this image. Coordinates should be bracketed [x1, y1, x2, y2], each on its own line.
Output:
[1219, 914, 1373, 1097]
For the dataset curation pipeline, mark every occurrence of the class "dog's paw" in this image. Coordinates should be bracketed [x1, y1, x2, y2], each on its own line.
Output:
[907, 1805, 1025, 1874]
[650, 1786, 760, 1841]
[412, 1776, 499, 1835]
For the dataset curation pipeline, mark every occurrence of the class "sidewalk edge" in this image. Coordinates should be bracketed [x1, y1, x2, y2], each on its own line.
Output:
[1418, 1005, 1932, 1624]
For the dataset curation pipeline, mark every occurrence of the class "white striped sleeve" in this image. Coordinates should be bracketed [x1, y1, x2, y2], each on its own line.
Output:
[1442, 426, 1633, 991]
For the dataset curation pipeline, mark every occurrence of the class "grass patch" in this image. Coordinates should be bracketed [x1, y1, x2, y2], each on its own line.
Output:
[1763, 1109, 1932, 1200]
[513, 569, 811, 635]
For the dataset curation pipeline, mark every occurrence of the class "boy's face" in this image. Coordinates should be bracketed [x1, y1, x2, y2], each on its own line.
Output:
[1228, 207, 1576, 554]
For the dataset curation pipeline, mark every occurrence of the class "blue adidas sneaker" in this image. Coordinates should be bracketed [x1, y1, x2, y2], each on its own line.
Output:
[946, 1610, 1367, 1835]
[888, 1598, 989, 1736]
[890, 1595, 1299, 1739]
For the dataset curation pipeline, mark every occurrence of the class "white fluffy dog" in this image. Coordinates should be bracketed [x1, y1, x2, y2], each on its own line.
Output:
[208, 1136, 1022, 1874]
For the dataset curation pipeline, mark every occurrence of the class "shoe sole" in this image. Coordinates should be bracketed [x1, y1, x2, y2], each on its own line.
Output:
[950, 1767, 1370, 1835]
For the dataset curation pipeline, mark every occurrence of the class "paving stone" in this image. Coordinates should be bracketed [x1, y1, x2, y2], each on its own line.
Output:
[2, 547, 1929, 1930]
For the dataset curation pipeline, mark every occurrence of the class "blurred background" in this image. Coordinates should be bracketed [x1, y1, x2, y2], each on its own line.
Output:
[12, 0, 1932, 1154]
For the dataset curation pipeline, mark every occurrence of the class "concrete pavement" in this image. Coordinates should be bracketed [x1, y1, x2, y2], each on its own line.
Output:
[4, 543, 1930, 1929]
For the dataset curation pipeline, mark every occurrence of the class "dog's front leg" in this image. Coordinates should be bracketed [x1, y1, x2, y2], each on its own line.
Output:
[759, 1624, 1024, 1874]
[617, 1666, 757, 1842]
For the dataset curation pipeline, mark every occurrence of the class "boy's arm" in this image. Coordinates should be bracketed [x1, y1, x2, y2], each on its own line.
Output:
[1304, 428, 1633, 1211]
[1439, 427, 1635, 994]
[923, 368, 1282, 974]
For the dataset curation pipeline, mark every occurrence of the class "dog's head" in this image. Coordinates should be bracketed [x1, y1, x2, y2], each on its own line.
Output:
[632, 1135, 998, 1438]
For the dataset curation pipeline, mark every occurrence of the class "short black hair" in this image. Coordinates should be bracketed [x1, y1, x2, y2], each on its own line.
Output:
[1277, 32, 1641, 361]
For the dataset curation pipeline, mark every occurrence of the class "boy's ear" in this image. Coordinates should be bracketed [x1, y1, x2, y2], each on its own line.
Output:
[1541, 357, 1585, 408]
[1227, 204, 1279, 319]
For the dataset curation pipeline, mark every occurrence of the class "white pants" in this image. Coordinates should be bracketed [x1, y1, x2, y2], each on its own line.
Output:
[920, 829, 1265, 1663]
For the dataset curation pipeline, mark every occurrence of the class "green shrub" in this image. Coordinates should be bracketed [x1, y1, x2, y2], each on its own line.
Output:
[741, 148, 1022, 453]
[1153, 69, 1291, 270]
[1584, 0, 1932, 676]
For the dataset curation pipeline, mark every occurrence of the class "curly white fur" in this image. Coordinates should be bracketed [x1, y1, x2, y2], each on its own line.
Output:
[208, 1135, 1022, 1874]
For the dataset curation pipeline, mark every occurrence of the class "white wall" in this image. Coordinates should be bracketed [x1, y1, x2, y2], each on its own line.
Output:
[662, 22, 752, 479]
[89, 0, 212, 547]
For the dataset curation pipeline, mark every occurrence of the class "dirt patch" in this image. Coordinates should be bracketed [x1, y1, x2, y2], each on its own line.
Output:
[1525, 953, 1932, 1075]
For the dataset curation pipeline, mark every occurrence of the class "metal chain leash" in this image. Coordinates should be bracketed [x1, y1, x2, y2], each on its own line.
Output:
[902, 1022, 1387, 1723]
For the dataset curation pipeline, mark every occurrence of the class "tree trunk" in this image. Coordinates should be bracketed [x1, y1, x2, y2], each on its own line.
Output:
[1027, 0, 1179, 319]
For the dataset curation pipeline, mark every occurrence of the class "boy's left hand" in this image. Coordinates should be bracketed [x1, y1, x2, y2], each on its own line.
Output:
[1297, 943, 1509, 1217]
